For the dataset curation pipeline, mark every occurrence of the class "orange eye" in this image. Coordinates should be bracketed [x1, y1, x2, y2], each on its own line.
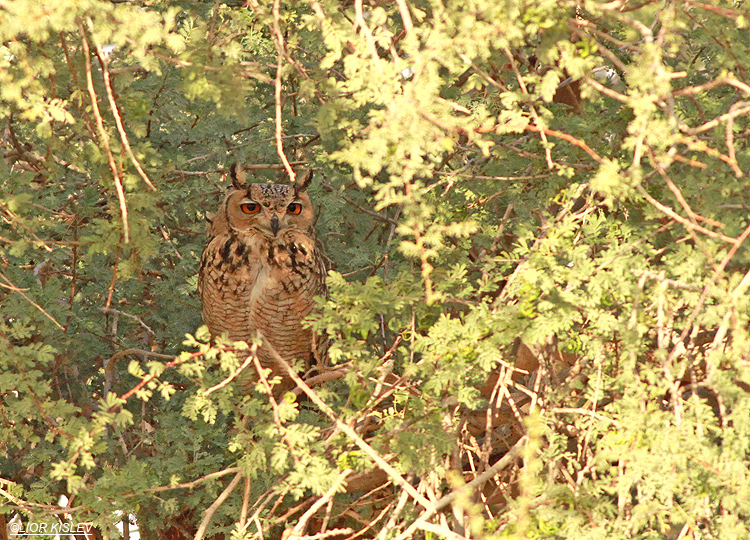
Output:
[287, 202, 302, 215]
[240, 202, 260, 214]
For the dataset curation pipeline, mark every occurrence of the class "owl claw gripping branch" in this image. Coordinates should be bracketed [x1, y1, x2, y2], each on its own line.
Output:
[198, 164, 328, 391]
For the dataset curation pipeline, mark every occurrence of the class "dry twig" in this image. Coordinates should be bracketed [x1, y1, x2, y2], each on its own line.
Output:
[194, 471, 243, 540]
[203, 344, 259, 396]
[270, 0, 298, 182]
[87, 18, 157, 192]
[636, 184, 734, 243]
[79, 23, 130, 243]
[667, 218, 750, 364]
[287, 469, 352, 539]
[261, 336, 433, 510]
[0, 271, 64, 330]
[353, 0, 383, 70]
[320, 182, 399, 226]
[393, 436, 528, 540]
[0, 203, 54, 252]
[503, 48, 554, 169]
[523, 125, 604, 164]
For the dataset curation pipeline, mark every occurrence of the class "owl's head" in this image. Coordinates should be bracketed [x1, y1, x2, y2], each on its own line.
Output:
[211, 164, 315, 237]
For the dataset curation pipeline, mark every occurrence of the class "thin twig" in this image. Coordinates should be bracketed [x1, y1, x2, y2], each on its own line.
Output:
[0, 203, 54, 252]
[203, 344, 258, 396]
[194, 471, 243, 540]
[244, 160, 309, 170]
[681, 102, 750, 136]
[414, 520, 469, 540]
[107, 348, 177, 365]
[523, 125, 604, 164]
[288, 469, 352, 539]
[482, 364, 512, 465]
[636, 184, 735, 243]
[292, 369, 348, 397]
[676, 135, 743, 177]
[119, 467, 241, 498]
[584, 76, 628, 103]
[570, 18, 641, 52]
[354, 0, 383, 70]
[104, 244, 121, 312]
[0, 271, 64, 330]
[648, 166, 721, 268]
[340, 500, 393, 540]
[119, 354, 192, 403]
[635, 270, 704, 292]
[172, 161, 310, 176]
[672, 154, 706, 169]
[708, 266, 750, 352]
[0, 486, 83, 515]
[377, 488, 412, 540]
[270, 0, 297, 182]
[551, 408, 619, 424]
[79, 23, 130, 243]
[393, 436, 528, 540]
[657, 168, 724, 228]
[87, 18, 157, 192]
[433, 171, 552, 181]
[725, 102, 744, 176]
[673, 76, 750, 98]
[291, 529, 355, 540]
[244, 489, 280, 538]
[320, 182, 399, 226]
[101, 308, 156, 336]
[260, 335, 432, 510]
[149, 51, 272, 83]
[683, 0, 741, 19]
[63, 351, 198, 470]
[404, 181, 438, 303]
[252, 353, 287, 431]
[504, 48, 553, 169]
[571, 26, 630, 75]
[667, 218, 750, 364]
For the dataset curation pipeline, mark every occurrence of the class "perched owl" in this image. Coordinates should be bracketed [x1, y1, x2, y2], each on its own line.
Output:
[198, 164, 327, 389]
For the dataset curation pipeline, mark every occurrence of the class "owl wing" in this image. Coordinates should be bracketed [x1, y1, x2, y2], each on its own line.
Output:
[198, 232, 263, 343]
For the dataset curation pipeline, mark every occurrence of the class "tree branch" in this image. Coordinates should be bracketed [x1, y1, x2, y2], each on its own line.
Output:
[194, 471, 243, 540]
[394, 436, 527, 540]
[79, 22, 130, 243]
[259, 333, 433, 510]
[0, 271, 64, 330]
[87, 18, 157, 192]
[270, 0, 297, 182]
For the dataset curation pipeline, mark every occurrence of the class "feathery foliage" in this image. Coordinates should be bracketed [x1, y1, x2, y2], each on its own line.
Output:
[2, 0, 750, 538]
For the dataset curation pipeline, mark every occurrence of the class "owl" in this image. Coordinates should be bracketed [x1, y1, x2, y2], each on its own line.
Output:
[198, 164, 328, 389]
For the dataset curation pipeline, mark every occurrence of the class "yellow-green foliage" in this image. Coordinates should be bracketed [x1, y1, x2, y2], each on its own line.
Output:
[1, 0, 750, 538]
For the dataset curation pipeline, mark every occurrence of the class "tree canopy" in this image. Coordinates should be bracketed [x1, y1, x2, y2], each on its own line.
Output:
[2, 0, 750, 538]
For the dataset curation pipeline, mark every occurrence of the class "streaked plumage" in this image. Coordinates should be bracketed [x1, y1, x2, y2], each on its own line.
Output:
[198, 164, 327, 387]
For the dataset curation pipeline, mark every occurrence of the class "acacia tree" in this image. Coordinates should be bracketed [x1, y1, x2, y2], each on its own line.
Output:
[2, 0, 750, 538]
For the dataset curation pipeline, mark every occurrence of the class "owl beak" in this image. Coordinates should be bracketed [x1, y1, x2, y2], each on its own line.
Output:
[271, 214, 280, 236]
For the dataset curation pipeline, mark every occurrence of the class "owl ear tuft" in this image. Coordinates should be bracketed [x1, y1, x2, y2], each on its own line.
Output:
[230, 163, 247, 189]
[294, 169, 313, 194]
